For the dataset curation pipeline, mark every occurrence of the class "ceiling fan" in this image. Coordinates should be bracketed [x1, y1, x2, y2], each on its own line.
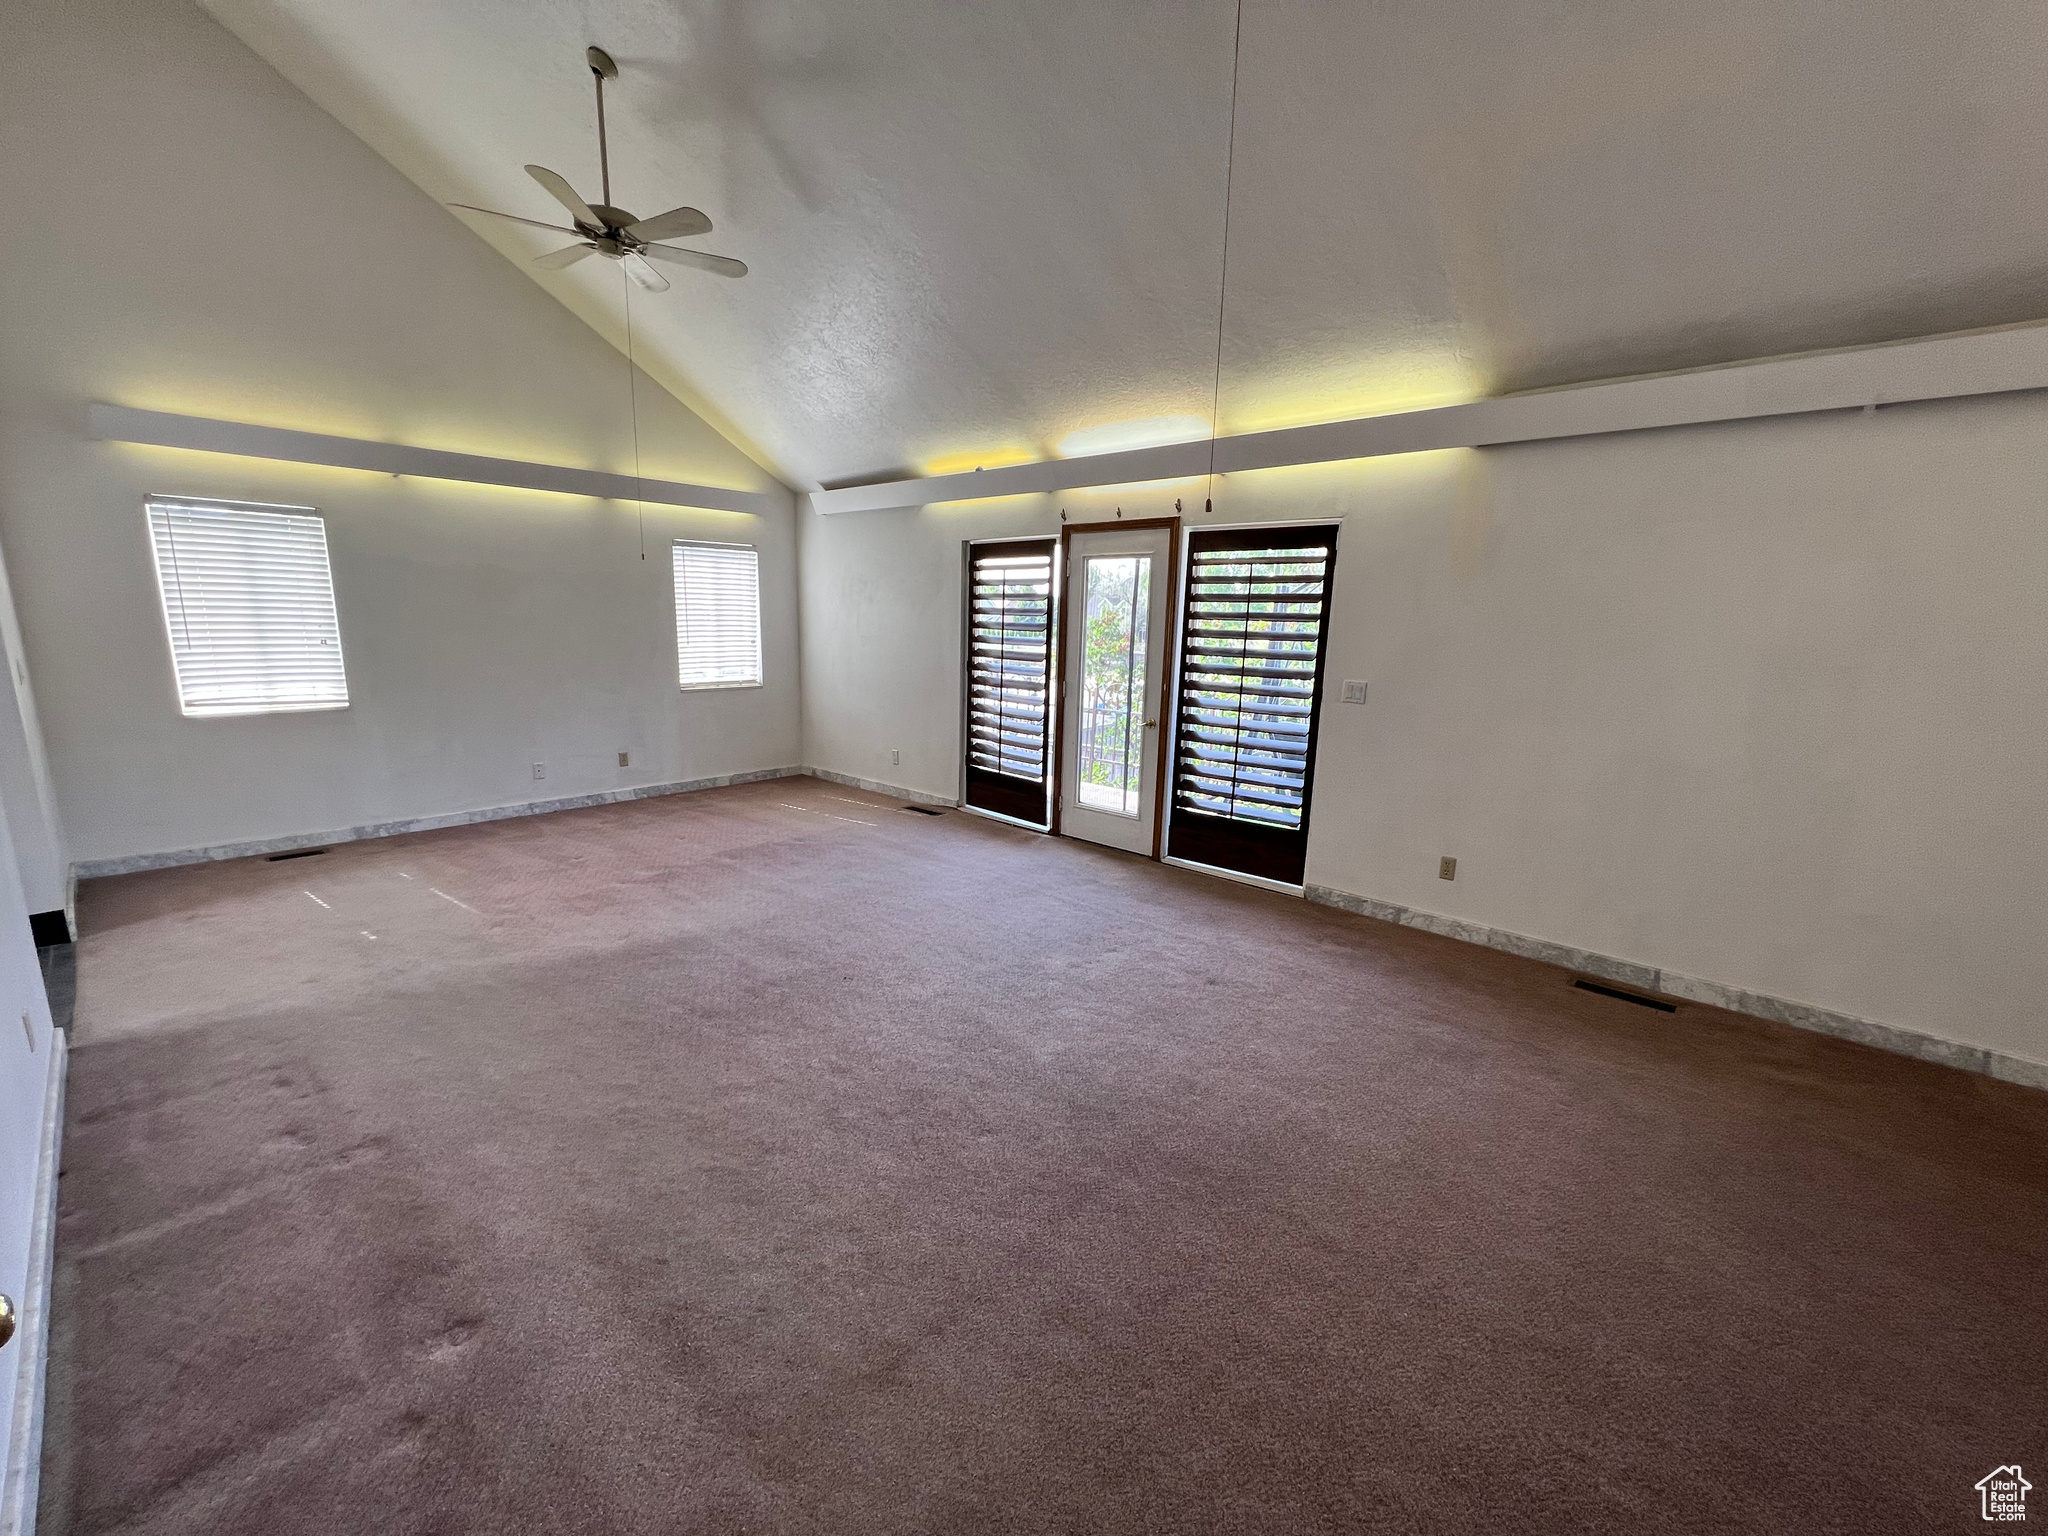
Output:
[450, 46, 746, 290]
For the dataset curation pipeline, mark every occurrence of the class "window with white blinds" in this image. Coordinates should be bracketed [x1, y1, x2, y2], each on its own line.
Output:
[673, 541, 762, 689]
[145, 497, 349, 718]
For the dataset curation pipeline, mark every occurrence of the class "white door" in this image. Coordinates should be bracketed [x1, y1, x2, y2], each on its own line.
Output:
[0, 792, 61, 1498]
[1058, 525, 1173, 855]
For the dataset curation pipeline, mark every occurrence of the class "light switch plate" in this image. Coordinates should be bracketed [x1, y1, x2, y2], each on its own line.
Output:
[1342, 680, 1368, 704]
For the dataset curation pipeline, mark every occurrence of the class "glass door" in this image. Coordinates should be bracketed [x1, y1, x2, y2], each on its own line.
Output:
[1056, 524, 1174, 855]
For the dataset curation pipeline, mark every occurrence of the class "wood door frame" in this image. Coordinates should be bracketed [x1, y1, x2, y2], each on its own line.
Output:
[1049, 516, 1182, 855]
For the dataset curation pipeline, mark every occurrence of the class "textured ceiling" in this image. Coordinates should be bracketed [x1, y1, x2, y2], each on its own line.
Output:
[201, 0, 2048, 489]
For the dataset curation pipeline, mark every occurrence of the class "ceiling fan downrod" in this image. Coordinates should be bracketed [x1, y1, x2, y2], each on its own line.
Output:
[587, 46, 618, 209]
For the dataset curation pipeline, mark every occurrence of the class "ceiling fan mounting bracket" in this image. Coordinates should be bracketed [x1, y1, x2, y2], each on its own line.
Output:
[585, 46, 618, 80]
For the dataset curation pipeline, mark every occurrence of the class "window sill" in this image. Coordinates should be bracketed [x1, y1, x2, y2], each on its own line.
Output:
[181, 701, 351, 719]
[678, 680, 764, 693]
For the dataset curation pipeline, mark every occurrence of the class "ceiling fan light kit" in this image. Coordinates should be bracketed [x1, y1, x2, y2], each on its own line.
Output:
[449, 45, 746, 286]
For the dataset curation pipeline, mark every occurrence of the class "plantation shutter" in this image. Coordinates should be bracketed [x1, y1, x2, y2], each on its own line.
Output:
[673, 541, 762, 688]
[1165, 524, 1339, 885]
[963, 538, 1056, 825]
[145, 497, 349, 718]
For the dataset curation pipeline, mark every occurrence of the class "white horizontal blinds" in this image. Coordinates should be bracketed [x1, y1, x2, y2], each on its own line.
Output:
[966, 547, 1054, 783]
[1173, 534, 1336, 829]
[673, 541, 762, 688]
[145, 497, 349, 718]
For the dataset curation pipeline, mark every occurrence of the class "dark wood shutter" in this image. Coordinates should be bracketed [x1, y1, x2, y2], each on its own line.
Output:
[1165, 524, 1339, 884]
[964, 538, 1056, 825]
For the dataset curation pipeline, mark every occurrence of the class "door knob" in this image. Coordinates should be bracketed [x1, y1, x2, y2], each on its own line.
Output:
[1144, 719, 1157, 728]
[0, 1294, 15, 1348]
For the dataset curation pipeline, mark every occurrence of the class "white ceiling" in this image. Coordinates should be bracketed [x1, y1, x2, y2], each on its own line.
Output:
[201, 0, 2048, 489]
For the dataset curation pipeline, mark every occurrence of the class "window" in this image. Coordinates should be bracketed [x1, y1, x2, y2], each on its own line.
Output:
[963, 539, 1055, 825]
[1074, 553, 1151, 817]
[1165, 524, 1339, 885]
[673, 541, 762, 689]
[145, 497, 349, 718]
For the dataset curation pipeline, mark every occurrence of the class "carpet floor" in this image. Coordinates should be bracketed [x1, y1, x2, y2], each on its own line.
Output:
[40, 778, 2048, 1533]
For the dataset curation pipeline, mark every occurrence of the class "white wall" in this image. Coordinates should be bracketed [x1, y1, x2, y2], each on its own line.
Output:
[0, 0, 799, 870]
[800, 392, 2048, 1070]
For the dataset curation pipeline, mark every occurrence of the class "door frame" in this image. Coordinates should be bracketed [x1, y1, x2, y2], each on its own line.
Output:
[1049, 516, 1181, 855]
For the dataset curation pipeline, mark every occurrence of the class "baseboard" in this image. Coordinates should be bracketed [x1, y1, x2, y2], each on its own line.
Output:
[957, 804, 1050, 834]
[1, 1027, 68, 1535]
[801, 767, 956, 808]
[1304, 884, 2048, 1091]
[70, 767, 809, 880]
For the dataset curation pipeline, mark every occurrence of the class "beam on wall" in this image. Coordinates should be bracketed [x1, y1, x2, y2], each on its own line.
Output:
[87, 404, 784, 516]
[808, 322, 2048, 514]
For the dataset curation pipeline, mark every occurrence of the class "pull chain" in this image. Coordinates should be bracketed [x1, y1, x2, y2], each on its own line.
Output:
[623, 269, 646, 559]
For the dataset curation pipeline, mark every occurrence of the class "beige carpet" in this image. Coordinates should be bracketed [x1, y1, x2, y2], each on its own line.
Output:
[40, 778, 2048, 1533]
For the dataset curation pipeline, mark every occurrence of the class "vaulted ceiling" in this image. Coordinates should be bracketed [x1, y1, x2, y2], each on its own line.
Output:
[201, 0, 2048, 490]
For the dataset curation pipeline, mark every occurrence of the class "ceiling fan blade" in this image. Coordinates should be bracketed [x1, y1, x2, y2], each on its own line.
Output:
[640, 244, 748, 279]
[622, 253, 671, 292]
[624, 205, 713, 241]
[448, 203, 580, 236]
[525, 164, 601, 228]
[535, 243, 598, 269]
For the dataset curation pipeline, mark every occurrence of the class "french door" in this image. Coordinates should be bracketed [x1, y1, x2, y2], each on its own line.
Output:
[1054, 523, 1175, 855]
[963, 520, 1339, 887]
[1164, 524, 1340, 886]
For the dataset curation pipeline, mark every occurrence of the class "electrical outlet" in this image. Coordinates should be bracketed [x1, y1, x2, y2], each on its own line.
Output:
[532, 762, 546, 781]
[618, 751, 630, 768]
[21, 1012, 33, 1052]
[1342, 680, 1368, 704]
[1439, 856, 1457, 881]
[891, 749, 900, 766]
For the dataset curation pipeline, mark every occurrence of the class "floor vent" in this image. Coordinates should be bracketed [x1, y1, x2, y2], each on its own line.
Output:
[266, 848, 328, 862]
[1572, 977, 1677, 1013]
[901, 805, 944, 816]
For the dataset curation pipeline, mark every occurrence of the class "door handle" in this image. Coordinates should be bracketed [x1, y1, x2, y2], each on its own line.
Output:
[1144, 719, 1157, 728]
[0, 1294, 15, 1348]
